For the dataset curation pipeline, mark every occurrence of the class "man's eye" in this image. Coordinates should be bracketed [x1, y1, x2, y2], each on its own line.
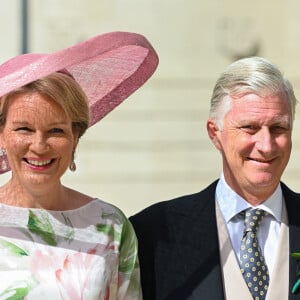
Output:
[241, 125, 257, 131]
[271, 126, 288, 133]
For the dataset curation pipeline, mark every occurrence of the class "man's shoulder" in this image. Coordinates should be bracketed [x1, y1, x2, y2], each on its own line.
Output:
[280, 181, 300, 216]
[281, 181, 299, 198]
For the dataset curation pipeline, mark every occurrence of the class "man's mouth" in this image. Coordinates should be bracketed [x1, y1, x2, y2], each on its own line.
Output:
[247, 157, 274, 163]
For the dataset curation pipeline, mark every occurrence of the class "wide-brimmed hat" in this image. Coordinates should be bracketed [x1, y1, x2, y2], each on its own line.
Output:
[0, 31, 159, 173]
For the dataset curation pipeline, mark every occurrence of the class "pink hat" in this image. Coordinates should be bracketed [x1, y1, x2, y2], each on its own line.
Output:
[0, 31, 159, 173]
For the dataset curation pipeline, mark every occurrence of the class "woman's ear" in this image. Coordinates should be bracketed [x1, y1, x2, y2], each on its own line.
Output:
[206, 118, 222, 151]
[0, 131, 5, 149]
[73, 132, 80, 149]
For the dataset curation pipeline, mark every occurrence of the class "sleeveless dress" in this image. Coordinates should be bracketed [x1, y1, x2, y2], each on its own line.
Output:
[0, 199, 141, 299]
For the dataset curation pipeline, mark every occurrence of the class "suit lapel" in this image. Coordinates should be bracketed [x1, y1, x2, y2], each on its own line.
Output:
[156, 181, 225, 299]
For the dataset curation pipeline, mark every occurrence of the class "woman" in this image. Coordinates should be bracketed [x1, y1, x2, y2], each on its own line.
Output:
[0, 32, 158, 299]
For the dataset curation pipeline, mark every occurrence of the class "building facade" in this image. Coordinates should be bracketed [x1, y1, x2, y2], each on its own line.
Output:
[0, 0, 299, 215]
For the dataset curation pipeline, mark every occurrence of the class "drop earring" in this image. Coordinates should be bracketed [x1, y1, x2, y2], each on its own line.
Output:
[69, 151, 76, 172]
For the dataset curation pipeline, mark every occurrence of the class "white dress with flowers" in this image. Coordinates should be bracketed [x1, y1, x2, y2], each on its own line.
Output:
[0, 199, 142, 299]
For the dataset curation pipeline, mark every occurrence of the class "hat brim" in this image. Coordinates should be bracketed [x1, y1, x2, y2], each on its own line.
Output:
[0, 31, 159, 125]
[0, 31, 159, 173]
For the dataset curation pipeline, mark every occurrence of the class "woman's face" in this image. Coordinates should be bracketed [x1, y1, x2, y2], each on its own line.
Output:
[0, 92, 78, 189]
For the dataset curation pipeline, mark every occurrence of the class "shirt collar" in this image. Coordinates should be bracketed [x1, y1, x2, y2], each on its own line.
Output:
[216, 173, 283, 224]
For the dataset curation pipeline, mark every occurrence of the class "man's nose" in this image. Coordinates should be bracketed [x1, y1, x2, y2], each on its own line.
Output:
[255, 128, 274, 153]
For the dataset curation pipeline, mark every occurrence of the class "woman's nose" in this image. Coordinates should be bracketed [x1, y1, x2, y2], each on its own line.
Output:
[29, 133, 49, 152]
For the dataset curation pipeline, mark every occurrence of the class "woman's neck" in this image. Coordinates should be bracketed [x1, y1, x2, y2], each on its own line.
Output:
[0, 177, 93, 210]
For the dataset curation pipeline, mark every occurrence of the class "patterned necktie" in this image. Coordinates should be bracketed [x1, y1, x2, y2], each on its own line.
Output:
[240, 209, 269, 300]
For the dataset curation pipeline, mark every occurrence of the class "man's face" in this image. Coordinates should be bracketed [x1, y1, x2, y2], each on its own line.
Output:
[207, 93, 292, 203]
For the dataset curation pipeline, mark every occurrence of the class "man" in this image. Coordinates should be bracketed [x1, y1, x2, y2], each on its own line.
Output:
[130, 57, 300, 300]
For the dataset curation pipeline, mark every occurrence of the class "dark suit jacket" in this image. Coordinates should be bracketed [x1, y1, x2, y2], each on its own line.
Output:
[129, 181, 300, 300]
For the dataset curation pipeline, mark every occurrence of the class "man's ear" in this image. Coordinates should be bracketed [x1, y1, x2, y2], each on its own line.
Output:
[206, 118, 222, 151]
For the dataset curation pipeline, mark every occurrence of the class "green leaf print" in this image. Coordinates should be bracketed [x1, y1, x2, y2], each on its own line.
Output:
[27, 210, 57, 246]
[0, 278, 38, 300]
[61, 213, 75, 241]
[0, 286, 29, 300]
[119, 220, 137, 274]
[0, 239, 28, 256]
[95, 224, 121, 241]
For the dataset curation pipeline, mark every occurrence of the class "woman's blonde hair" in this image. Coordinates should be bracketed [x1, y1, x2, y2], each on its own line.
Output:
[0, 72, 90, 138]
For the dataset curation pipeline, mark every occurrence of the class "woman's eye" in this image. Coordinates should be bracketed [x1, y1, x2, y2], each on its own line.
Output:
[15, 127, 31, 132]
[50, 128, 64, 134]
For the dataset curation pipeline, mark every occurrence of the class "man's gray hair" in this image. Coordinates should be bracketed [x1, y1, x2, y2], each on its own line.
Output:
[209, 56, 298, 129]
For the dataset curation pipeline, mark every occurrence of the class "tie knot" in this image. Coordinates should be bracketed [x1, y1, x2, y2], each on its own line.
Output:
[243, 208, 267, 233]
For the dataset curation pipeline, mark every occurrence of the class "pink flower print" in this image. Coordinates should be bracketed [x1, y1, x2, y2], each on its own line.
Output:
[31, 247, 114, 299]
[55, 247, 111, 299]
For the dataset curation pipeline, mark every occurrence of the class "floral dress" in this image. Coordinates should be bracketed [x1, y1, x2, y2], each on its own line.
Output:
[0, 199, 142, 299]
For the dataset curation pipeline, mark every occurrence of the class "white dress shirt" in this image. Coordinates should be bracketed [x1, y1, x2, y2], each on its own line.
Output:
[215, 174, 282, 276]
